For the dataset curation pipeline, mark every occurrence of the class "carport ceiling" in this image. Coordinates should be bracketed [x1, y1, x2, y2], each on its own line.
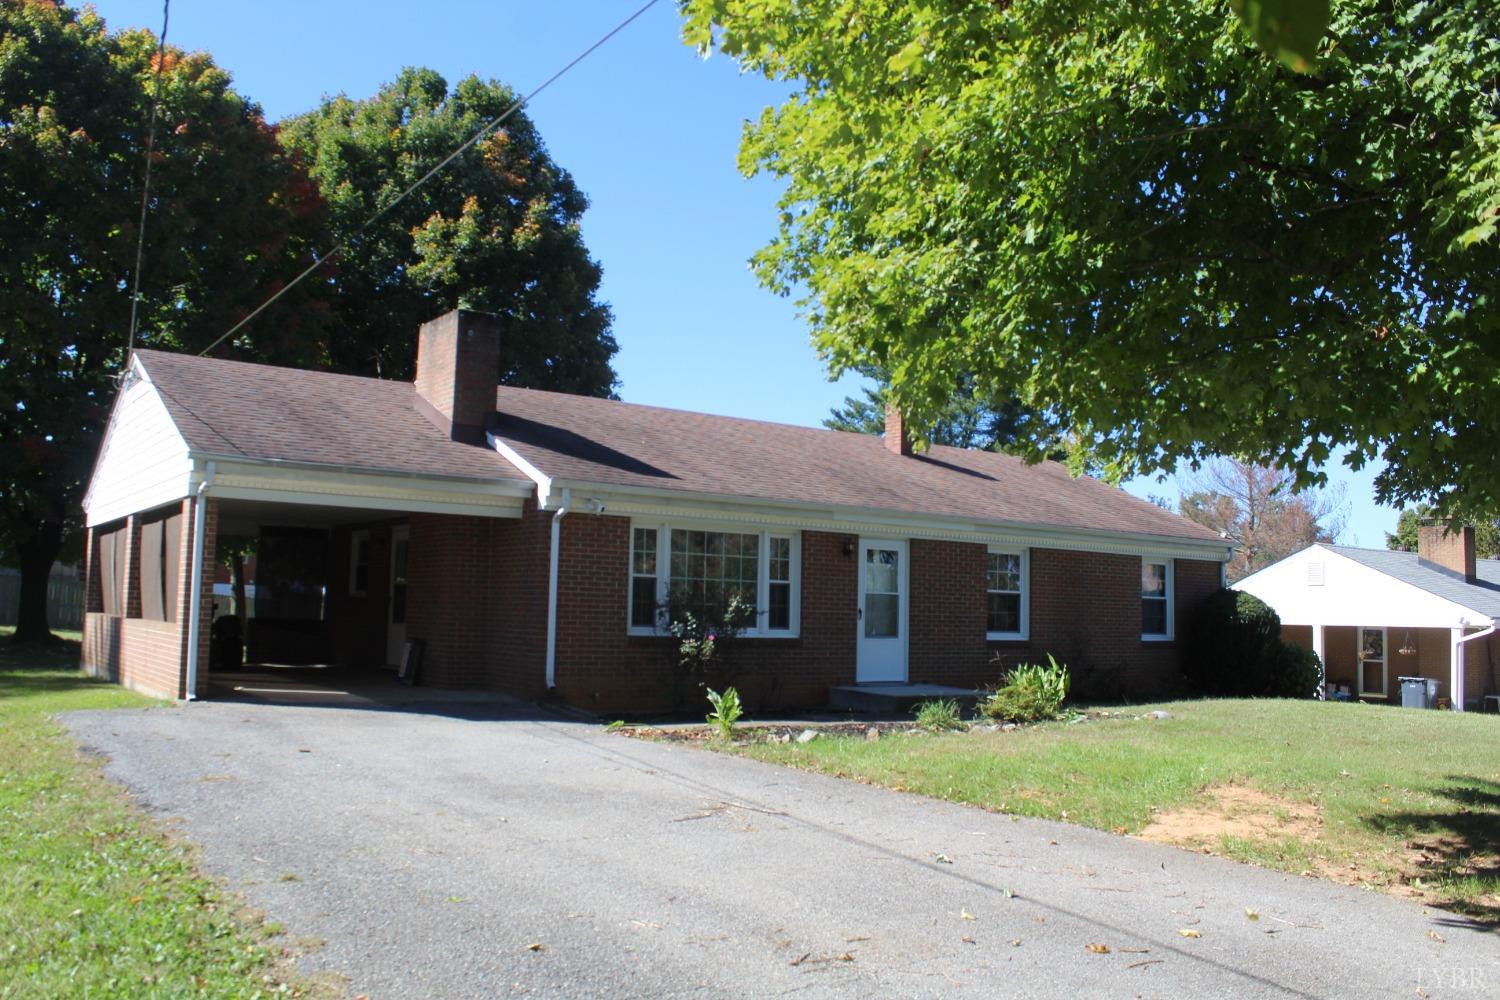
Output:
[215, 498, 410, 536]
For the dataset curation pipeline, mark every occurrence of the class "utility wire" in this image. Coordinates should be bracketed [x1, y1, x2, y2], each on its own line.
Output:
[127, 0, 171, 357]
[198, 0, 662, 358]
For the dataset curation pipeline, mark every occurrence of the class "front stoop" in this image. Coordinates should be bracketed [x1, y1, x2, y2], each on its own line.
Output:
[828, 683, 986, 715]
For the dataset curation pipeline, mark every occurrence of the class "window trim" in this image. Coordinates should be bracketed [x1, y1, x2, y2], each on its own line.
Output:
[985, 546, 1029, 641]
[349, 530, 371, 597]
[1141, 558, 1174, 641]
[627, 519, 801, 638]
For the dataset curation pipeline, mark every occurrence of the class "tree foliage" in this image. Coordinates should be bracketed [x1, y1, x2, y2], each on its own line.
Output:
[0, 0, 324, 639]
[681, 0, 1500, 519]
[1385, 503, 1500, 559]
[1178, 458, 1346, 581]
[279, 68, 618, 394]
[824, 371, 1064, 453]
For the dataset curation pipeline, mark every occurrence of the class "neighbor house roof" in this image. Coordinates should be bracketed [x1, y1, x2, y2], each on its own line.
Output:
[134, 350, 528, 484]
[488, 386, 1221, 543]
[1323, 544, 1500, 619]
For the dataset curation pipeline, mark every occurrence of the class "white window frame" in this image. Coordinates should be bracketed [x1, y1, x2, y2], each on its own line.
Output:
[985, 547, 1029, 641]
[1141, 558, 1174, 641]
[349, 530, 371, 597]
[627, 519, 801, 638]
[1358, 626, 1388, 699]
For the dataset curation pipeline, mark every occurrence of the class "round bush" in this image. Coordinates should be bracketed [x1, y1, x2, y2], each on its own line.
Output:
[1185, 589, 1317, 697]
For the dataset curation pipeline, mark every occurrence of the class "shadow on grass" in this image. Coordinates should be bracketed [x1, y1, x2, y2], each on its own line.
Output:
[0, 635, 81, 673]
[1364, 776, 1500, 928]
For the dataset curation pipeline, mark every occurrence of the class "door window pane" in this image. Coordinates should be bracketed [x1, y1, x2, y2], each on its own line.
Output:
[865, 548, 898, 593]
[391, 537, 409, 624]
[865, 593, 899, 638]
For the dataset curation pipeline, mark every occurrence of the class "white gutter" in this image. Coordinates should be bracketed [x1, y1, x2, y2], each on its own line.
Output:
[544, 487, 571, 690]
[183, 461, 216, 701]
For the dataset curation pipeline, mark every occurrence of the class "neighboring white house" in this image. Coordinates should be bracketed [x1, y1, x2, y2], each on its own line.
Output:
[1236, 524, 1500, 711]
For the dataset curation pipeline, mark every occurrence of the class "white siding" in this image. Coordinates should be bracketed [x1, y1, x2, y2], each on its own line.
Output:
[82, 365, 193, 527]
[1236, 544, 1483, 629]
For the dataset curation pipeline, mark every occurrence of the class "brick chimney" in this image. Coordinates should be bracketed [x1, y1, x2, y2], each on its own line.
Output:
[1417, 520, 1476, 583]
[414, 308, 500, 444]
[883, 403, 914, 456]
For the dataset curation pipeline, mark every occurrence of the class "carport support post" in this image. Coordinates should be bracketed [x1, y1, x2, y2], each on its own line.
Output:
[1311, 625, 1326, 698]
[1450, 628, 1466, 712]
[184, 462, 216, 701]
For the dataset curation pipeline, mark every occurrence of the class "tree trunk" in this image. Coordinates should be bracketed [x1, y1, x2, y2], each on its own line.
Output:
[12, 520, 63, 643]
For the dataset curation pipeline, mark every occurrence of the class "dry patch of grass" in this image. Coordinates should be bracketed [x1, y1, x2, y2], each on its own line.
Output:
[1140, 782, 1323, 849]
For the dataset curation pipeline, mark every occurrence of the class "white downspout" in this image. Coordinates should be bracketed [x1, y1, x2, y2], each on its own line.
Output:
[183, 461, 216, 701]
[1452, 622, 1496, 713]
[544, 487, 571, 690]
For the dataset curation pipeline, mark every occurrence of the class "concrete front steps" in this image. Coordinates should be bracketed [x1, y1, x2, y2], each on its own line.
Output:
[827, 683, 987, 716]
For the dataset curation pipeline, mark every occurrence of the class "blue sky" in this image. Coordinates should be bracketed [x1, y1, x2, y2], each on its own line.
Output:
[89, 0, 1398, 546]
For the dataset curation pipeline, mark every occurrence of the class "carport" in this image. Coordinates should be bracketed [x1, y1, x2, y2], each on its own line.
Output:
[80, 342, 535, 703]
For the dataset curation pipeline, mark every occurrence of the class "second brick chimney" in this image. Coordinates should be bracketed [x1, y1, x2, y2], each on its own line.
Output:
[414, 308, 500, 444]
[883, 403, 914, 456]
[1417, 520, 1476, 583]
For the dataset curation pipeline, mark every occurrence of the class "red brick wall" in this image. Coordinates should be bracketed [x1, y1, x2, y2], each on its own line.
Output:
[907, 544, 1221, 699]
[551, 514, 858, 714]
[343, 505, 1226, 713]
[82, 496, 216, 701]
[405, 501, 549, 696]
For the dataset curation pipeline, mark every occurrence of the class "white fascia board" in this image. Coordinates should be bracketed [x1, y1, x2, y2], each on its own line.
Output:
[1236, 543, 1491, 628]
[552, 479, 1232, 562]
[204, 460, 525, 519]
[83, 356, 196, 526]
[487, 432, 552, 506]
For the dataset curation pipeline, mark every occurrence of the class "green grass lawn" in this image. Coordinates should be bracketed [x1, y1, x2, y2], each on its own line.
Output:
[0, 628, 315, 997]
[734, 699, 1500, 922]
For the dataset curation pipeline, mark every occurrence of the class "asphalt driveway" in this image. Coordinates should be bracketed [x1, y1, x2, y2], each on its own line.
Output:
[63, 701, 1498, 998]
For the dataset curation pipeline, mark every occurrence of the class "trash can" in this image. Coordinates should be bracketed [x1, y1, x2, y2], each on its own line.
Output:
[1398, 676, 1440, 709]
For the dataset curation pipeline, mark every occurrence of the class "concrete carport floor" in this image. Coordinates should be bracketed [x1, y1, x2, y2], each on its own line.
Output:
[63, 703, 1499, 999]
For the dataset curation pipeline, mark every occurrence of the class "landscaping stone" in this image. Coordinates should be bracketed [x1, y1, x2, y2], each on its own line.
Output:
[796, 729, 819, 744]
[866, 727, 880, 741]
[1148, 710, 1172, 721]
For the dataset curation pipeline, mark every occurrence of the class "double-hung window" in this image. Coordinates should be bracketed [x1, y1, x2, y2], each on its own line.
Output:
[1141, 559, 1173, 640]
[628, 523, 800, 637]
[985, 548, 1027, 639]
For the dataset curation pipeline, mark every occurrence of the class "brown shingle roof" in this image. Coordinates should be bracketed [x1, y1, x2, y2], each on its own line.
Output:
[135, 350, 527, 483]
[490, 386, 1222, 543]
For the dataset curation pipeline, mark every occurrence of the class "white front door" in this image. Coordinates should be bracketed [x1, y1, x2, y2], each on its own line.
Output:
[856, 538, 908, 683]
[386, 526, 410, 668]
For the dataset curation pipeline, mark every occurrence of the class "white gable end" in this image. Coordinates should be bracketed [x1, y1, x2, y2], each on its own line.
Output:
[1236, 544, 1488, 629]
[82, 361, 194, 527]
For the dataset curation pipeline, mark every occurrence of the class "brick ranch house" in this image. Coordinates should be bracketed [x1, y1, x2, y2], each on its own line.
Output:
[80, 309, 1231, 712]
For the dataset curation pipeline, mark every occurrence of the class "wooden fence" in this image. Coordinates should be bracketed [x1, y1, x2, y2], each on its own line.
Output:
[0, 569, 85, 631]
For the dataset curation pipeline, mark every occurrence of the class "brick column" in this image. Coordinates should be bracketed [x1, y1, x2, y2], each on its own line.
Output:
[188, 496, 219, 699]
[122, 514, 142, 619]
[83, 526, 102, 614]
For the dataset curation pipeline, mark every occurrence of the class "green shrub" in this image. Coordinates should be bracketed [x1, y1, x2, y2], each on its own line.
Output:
[982, 656, 1070, 722]
[913, 698, 964, 731]
[1185, 588, 1320, 697]
[1271, 642, 1323, 700]
[705, 686, 743, 741]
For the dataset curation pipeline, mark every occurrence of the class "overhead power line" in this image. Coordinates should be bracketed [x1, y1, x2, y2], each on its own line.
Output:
[197, 0, 662, 358]
[126, 0, 171, 357]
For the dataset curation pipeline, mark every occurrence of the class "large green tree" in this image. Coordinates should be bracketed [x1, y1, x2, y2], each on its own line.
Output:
[0, 0, 325, 641]
[279, 68, 618, 393]
[681, 0, 1500, 518]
